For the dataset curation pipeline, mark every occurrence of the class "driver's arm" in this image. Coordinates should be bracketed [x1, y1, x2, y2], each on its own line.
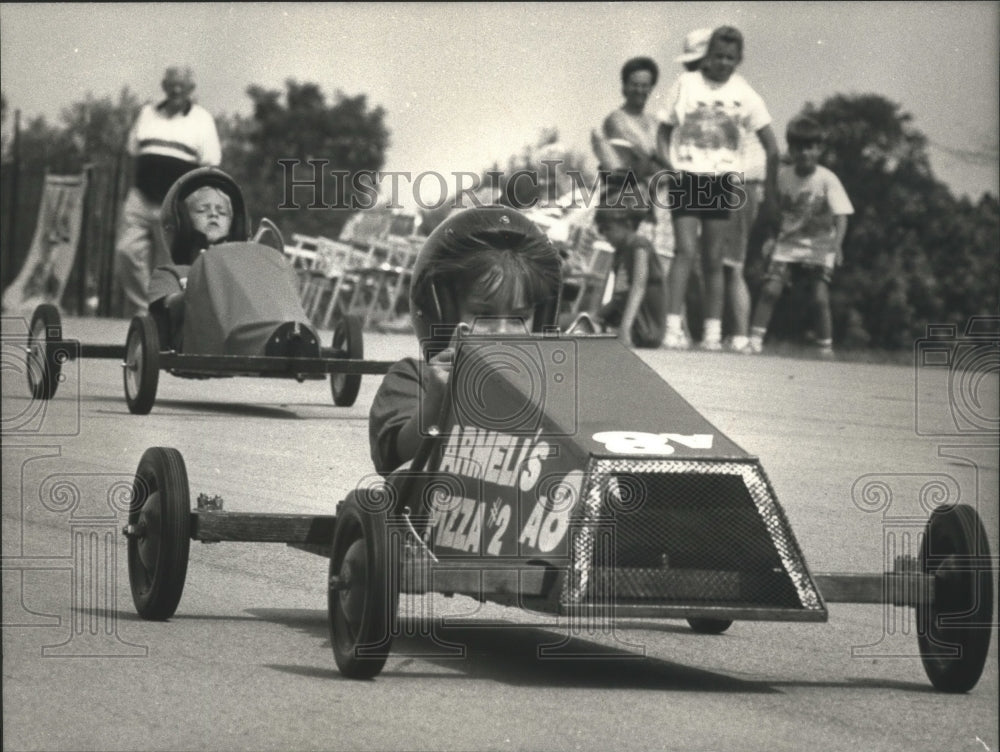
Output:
[392, 349, 450, 467]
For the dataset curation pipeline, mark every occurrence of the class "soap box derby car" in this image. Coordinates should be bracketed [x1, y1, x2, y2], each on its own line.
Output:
[121, 326, 994, 691]
[24, 171, 391, 413]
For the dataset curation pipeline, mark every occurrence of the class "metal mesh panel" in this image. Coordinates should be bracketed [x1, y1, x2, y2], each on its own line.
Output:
[561, 458, 823, 614]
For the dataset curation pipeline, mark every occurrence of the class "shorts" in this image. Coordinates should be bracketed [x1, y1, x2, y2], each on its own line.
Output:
[658, 171, 739, 219]
[765, 259, 834, 287]
[723, 181, 764, 268]
[636, 201, 675, 259]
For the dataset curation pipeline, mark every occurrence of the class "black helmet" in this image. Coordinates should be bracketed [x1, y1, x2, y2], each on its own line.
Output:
[409, 206, 563, 360]
[160, 167, 250, 264]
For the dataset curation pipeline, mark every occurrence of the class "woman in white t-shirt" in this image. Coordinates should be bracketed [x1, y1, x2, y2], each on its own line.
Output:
[655, 26, 779, 350]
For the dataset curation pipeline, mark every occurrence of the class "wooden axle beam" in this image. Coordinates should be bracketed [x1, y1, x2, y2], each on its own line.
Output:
[813, 571, 934, 607]
[189, 510, 942, 611]
[70, 342, 394, 376]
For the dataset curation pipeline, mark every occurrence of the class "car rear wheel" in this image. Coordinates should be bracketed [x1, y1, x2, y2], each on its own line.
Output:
[330, 314, 364, 407]
[917, 503, 993, 693]
[126, 447, 191, 620]
[328, 494, 397, 678]
[687, 618, 733, 635]
[124, 315, 160, 414]
[27, 303, 63, 400]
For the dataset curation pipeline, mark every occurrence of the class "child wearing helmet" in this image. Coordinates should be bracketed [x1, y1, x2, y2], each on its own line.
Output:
[369, 206, 563, 475]
[159, 166, 250, 265]
[148, 167, 250, 348]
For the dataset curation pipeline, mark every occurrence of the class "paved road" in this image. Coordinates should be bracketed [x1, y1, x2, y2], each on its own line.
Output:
[3, 315, 997, 752]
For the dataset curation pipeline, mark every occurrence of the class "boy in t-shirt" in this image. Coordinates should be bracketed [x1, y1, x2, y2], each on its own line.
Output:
[749, 116, 854, 357]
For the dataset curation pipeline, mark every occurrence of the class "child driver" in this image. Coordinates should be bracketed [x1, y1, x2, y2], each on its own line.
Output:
[149, 167, 249, 347]
[160, 167, 248, 266]
[369, 206, 563, 475]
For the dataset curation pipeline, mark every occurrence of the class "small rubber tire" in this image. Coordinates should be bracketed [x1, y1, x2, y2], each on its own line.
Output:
[124, 315, 161, 415]
[127, 447, 191, 620]
[330, 314, 364, 407]
[917, 503, 993, 693]
[328, 493, 397, 679]
[687, 618, 733, 635]
[27, 304, 63, 400]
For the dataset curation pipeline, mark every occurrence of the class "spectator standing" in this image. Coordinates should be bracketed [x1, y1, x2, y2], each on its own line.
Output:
[115, 66, 221, 316]
[592, 57, 674, 269]
[669, 27, 712, 344]
[675, 28, 762, 352]
[749, 116, 853, 357]
[656, 26, 779, 350]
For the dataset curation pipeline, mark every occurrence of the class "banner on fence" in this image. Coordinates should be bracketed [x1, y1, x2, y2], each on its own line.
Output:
[2, 172, 88, 314]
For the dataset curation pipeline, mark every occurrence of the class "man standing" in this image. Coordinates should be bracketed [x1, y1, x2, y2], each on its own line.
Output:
[115, 66, 221, 316]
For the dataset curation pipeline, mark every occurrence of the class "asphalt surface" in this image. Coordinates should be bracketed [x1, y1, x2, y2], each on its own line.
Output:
[2, 314, 997, 752]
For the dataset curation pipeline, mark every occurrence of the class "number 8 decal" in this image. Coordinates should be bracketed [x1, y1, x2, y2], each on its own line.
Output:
[592, 431, 714, 454]
[592, 431, 674, 455]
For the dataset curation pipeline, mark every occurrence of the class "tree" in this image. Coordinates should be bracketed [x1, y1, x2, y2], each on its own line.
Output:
[221, 79, 390, 239]
[59, 88, 141, 166]
[765, 94, 999, 350]
[4, 88, 141, 174]
[0, 87, 142, 304]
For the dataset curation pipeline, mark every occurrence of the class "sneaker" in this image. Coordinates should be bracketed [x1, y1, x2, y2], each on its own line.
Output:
[699, 335, 723, 352]
[815, 338, 835, 360]
[728, 335, 750, 353]
[663, 328, 690, 350]
[748, 336, 764, 354]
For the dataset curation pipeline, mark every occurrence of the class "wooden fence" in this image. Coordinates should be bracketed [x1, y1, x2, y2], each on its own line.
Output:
[1, 156, 129, 317]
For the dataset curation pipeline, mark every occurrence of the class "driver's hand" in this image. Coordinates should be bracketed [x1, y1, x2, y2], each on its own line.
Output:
[419, 323, 468, 433]
[426, 347, 454, 385]
[425, 322, 469, 389]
